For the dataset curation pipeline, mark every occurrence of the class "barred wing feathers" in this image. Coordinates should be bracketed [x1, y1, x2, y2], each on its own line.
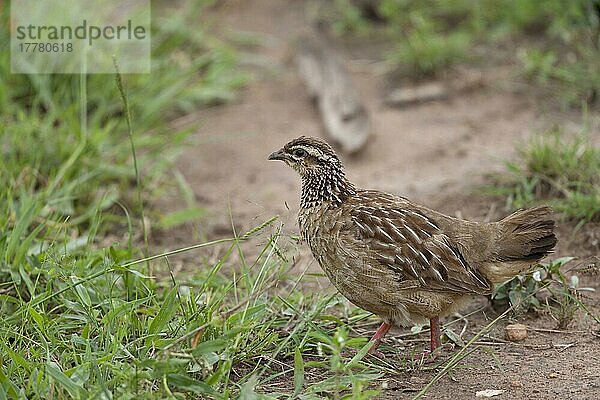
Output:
[347, 191, 493, 295]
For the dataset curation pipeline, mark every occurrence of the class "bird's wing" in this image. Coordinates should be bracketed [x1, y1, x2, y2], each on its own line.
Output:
[346, 191, 493, 295]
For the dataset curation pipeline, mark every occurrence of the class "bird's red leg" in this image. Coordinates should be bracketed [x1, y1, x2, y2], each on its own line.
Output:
[368, 322, 391, 354]
[429, 316, 441, 352]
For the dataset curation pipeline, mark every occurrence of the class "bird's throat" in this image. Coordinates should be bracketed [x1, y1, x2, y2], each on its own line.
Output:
[300, 169, 356, 208]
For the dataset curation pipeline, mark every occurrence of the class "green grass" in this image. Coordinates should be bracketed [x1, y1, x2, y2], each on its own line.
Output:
[0, 1, 249, 397]
[331, 0, 600, 106]
[490, 128, 600, 225]
[0, 0, 247, 240]
[0, 211, 403, 398]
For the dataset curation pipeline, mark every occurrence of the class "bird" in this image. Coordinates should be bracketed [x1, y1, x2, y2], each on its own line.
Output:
[267, 136, 557, 356]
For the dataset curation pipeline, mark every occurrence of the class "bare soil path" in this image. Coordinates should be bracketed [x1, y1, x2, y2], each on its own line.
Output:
[157, 1, 600, 398]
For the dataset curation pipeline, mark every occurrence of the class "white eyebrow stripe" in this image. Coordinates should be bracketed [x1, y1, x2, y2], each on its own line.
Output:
[289, 145, 319, 154]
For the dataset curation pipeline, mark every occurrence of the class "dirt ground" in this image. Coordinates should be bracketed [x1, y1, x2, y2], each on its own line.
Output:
[155, 0, 600, 398]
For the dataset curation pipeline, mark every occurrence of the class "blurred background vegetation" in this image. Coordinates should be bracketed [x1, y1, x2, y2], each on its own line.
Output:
[0, 0, 598, 398]
[332, 0, 600, 107]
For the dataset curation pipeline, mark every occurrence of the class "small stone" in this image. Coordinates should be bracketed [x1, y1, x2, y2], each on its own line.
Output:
[505, 323, 528, 341]
[475, 389, 505, 397]
[548, 372, 558, 378]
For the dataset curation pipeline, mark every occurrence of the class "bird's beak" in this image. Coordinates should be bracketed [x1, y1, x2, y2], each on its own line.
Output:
[267, 148, 288, 161]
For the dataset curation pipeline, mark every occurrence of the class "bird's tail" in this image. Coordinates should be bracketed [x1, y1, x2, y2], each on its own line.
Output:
[497, 206, 557, 261]
[483, 206, 557, 284]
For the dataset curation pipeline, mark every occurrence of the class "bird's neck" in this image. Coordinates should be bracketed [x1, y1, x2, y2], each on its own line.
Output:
[300, 167, 356, 209]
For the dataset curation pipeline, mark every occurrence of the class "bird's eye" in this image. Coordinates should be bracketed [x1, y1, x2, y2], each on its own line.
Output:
[292, 148, 307, 158]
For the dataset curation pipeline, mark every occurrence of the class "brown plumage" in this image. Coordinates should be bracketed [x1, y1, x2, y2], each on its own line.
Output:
[268, 136, 557, 354]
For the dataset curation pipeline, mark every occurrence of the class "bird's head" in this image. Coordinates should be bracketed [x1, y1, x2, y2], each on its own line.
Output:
[267, 136, 343, 178]
[268, 136, 355, 207]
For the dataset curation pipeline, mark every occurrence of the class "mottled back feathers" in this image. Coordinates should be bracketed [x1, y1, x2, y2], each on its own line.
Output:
[347, 191, 493, 295]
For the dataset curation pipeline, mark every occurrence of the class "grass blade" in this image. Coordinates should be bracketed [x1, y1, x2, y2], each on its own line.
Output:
[148, 287, 178, 340]
[293, 347, 305, 397]
[46, 362, 86, 398]
[167, 374, 221, 399]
